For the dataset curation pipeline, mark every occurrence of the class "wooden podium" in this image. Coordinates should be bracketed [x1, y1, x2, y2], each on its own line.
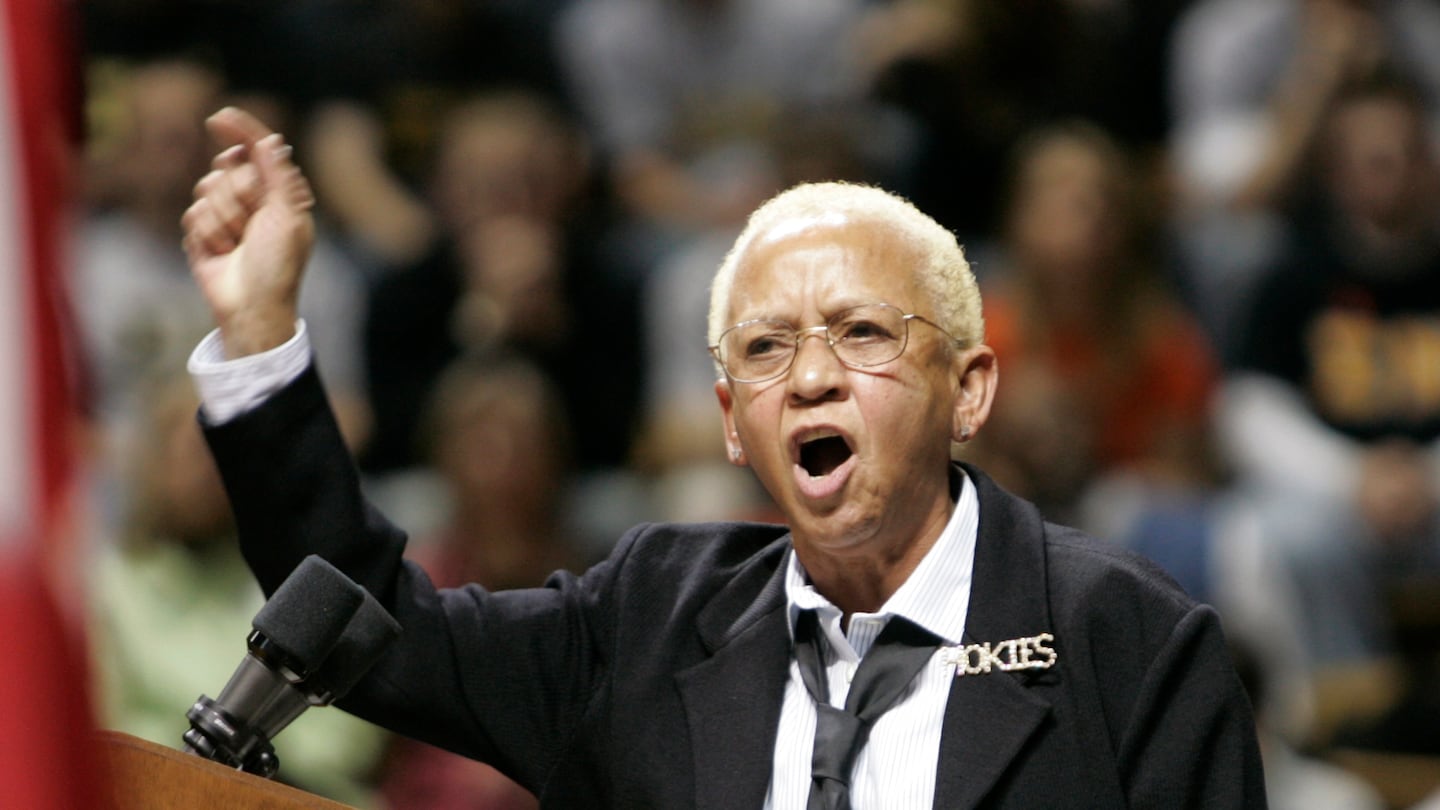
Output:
[99, 730, 355, 810]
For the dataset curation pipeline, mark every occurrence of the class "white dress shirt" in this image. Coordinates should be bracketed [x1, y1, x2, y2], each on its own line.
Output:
[187, 323, 311, 422]
[765, 475, 977, 810]
[187, 323, 979, 809]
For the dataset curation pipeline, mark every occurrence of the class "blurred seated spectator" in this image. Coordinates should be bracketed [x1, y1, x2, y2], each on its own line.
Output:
[315, 92, 640, 481]
[857, 0, 1185, 248]
[967, 122, 1220, 532]
[410, 353, 582, 584]
[74, 56, 222, 433]
[74, 56, 371, 506]
[1168, 0, 1440, 361]
[1217, 70, 1440, 699]
[554, 0, 892, 252]
[88, 376, 387, 807]
[377, 354, 583, 809]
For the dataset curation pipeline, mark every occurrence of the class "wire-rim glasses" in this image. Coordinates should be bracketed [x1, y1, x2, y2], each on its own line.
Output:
[709, 302, 962, 383]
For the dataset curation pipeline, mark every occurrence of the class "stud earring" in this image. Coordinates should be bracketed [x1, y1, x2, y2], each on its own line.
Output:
[731, 448, 742, 461]
[959, 425, 973, 442]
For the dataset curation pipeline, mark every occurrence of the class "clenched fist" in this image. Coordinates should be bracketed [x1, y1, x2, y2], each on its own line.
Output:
[182, 106, 316, 358]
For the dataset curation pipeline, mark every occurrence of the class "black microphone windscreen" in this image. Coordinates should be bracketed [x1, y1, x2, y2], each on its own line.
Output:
[251, 555, 367, 675]
[305, 588, 402, 702]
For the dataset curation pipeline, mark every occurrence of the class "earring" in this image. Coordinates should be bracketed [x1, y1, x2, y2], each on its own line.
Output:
[731, 448, 742, 461]
[959, 425, 973, 442]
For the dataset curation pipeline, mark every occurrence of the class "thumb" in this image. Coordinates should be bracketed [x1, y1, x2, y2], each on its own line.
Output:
[205, 105, 275, 152]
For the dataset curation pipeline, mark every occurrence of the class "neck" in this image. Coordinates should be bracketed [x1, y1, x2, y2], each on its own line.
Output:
[794, 491, 954, 621]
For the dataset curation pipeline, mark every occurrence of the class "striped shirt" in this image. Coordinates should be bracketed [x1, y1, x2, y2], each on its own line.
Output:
[766, 472, 977, 810]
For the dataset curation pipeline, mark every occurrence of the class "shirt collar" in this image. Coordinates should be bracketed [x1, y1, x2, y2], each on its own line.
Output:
[784, 466, 978, 648]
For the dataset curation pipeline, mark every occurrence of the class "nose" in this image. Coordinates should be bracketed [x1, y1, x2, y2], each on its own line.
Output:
[787, 326, 847, 401]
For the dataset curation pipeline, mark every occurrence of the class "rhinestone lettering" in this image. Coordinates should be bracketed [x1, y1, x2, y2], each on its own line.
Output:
[942, 633, 1056, 677]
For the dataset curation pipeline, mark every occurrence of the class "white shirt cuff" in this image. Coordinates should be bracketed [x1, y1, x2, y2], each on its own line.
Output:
[186, 320, 312, 424]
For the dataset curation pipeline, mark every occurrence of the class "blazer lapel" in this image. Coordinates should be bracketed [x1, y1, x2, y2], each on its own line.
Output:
[677, 537, 792, 810]
[932, 662, 1051, 808]
[933, 466, 1056, 809]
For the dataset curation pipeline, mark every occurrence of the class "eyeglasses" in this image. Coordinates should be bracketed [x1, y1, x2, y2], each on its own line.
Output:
[710, 302, 963, 383]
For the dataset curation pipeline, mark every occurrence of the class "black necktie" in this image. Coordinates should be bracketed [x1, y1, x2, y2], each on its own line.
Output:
[793, 609, 940, 810]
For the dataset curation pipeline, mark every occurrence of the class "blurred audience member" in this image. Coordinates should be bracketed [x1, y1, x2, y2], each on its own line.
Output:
[89, 377, 387, 807]
[1168, 0, 1440, 360]
[377, 354, 582, 810]
[969, 122, 1219, 532]
[1218, 71, 1440, 689]
[555, 0, 886, 246]
[73, 56, 371, 501]
[859, 0, 1188, 247]
[412, 353, 580, 586]
[321, 91, 638, 480]
[75, 56, 222, 431]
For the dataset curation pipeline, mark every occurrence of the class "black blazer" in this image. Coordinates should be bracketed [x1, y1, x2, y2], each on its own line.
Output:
[204, 366, 1266, 808]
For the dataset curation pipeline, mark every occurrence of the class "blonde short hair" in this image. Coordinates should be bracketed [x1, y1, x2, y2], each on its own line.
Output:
[706, 182, 983, 365]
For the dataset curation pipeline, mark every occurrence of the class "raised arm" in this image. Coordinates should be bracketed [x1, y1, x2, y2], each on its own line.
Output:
[182, 106, 315, 358]
[181, 109, 613, 786]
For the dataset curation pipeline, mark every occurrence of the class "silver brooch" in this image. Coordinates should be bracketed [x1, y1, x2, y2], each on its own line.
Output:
[941, 633, 1056, 677]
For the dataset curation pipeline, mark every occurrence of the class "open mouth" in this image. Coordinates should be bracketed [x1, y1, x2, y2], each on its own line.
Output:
[799, 435, 853, 478]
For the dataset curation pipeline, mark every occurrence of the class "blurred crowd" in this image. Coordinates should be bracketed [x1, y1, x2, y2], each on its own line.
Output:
[68, 0, 1440, 807]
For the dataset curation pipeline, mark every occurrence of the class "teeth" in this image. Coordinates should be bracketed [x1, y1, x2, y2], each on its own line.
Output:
[797, 428, 840, 444]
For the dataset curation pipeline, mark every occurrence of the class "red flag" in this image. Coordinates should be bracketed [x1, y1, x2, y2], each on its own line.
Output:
[0, 1, 106, 806]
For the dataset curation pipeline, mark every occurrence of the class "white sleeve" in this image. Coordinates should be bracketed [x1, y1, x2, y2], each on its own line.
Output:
[1215, 372, 1361, 500]
[1167, 0, 1282, 207]
[1172, 114, 1270, 207]
[186, 321, 313, 424]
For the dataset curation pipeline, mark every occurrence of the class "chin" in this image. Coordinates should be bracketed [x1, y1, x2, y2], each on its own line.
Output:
[789, 501, 881, 549]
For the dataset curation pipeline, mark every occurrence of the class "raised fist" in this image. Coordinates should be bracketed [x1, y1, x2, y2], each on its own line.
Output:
[181, 106, 316, 358]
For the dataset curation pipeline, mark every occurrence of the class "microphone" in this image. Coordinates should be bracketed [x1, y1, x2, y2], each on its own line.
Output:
[303, 588, 402, 703]
[183, 555, 400, 777]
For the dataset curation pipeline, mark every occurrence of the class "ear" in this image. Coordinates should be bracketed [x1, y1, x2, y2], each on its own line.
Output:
[715, 379, 747, 466]
[951, 345, 998, 443]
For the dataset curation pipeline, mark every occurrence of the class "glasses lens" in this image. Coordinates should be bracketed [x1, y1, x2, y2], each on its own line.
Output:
[721, 321, 796, 381]
[718, 305, 914, 381]
[829, 304, 907, 367]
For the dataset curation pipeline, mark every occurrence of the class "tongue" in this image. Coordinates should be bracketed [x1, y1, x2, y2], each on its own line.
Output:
[801, 436, 851, 477]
